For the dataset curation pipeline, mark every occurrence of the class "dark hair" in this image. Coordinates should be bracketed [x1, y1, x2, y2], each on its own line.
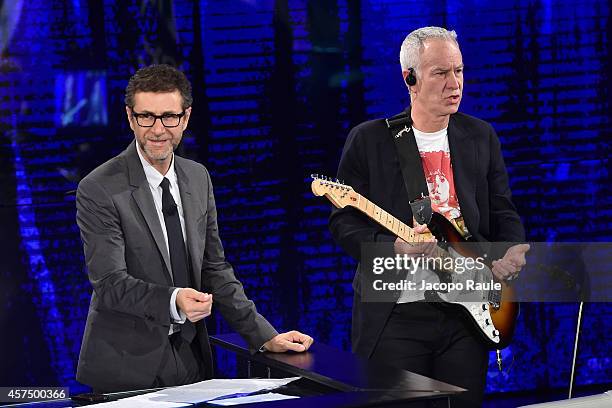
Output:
[124, 64, 193, 109]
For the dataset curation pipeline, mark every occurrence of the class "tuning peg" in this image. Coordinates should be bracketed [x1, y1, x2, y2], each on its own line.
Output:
[311, 173, 318, 179]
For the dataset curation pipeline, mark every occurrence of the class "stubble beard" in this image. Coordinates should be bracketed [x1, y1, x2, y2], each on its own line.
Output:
[139, 139, 176, 163]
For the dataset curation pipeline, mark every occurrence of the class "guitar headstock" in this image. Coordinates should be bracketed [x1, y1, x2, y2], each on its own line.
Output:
[310, 174, 359, 209]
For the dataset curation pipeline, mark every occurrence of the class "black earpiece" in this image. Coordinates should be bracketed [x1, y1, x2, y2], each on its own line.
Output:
[405, 68, 417, 86]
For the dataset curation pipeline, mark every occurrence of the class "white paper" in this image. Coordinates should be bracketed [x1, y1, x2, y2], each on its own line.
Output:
[128, 377, 301, 404]
[208, 392, 300, 406]
[88, 399, 190, 407]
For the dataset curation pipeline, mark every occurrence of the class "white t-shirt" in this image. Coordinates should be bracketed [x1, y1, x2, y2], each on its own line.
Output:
[413, 127, 461, 221]
[396, 126, 462, 303]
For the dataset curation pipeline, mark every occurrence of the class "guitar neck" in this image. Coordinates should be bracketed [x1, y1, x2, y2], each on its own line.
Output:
[350, 193, 433, 244]
[349, 193, 452, 264]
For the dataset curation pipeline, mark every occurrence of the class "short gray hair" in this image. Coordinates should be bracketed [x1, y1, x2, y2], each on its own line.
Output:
[399, 26, 459, 75]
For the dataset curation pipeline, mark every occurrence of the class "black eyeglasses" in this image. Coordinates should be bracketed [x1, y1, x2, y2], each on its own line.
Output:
[131, 110, 186, 128]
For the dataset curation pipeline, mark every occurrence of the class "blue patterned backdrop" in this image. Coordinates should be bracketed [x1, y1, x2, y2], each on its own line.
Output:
[0, 0, 610, 400]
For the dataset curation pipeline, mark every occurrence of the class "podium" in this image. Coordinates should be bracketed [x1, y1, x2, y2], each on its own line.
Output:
[6, 334, 464, 407]
[209, 333, 464, 407]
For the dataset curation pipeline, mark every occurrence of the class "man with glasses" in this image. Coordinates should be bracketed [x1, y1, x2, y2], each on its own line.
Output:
[75, 64, 313, 393]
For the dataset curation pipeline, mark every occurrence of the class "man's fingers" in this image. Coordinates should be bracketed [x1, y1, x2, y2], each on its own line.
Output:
[492, 262, 509, 280]
[499, 261, 515, 276]
[264, 332, 315, 353]
[183, 294, 213, 315]
[280, 339, 306, 352]
[190, 301, 212, 314]
[493, 260, 518, 280]
[414, 224, 429, 233]
[285, 331, 314, 351]
[492, 260, 507, 274]
[187, 306, 212, 322]
[412, 218, 431, 234]
[424, 240, 438, 256]
[301, 335, 314, 350]
[286, 331, 313, 347]
[182, 288, 210, 300]
[190, 310, 211, 318]
[286, 330, 305, 340]
[187, 291, 211, 303]
[179, 289, 212, 304]
[187, 311, 210, 322]
[516, 243, 531, 253]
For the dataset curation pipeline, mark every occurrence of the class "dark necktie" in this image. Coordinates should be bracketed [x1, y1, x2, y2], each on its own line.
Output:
[160, 177, 195, 342]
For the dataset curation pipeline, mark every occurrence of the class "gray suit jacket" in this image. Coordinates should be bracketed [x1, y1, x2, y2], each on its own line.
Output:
[76, 141, 277, 392]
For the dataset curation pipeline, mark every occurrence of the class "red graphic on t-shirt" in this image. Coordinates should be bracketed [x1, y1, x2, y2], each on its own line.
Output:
[420, 151, 461, 220]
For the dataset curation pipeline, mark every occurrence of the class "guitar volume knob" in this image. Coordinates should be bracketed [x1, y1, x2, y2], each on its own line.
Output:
[482, 304, 489, 311]
[492, 329, 500, 337]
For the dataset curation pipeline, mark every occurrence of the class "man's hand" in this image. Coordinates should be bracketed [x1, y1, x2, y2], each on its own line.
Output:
[394, 219, 437, 257]
[492, 244, 530, 281]
[176, 288, 212, 323]
[263, 331, 314, 353]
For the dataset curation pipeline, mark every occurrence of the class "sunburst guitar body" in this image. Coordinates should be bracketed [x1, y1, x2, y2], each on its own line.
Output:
[311, 175, 518, 349]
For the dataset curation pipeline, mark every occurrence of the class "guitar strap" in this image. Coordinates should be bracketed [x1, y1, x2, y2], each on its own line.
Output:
[386, 110, 433, 225]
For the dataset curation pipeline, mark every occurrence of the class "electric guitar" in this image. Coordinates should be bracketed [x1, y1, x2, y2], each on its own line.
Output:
[311, 175, 518, 349]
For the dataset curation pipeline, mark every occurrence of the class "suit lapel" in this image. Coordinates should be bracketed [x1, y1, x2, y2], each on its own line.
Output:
[125, 142, 173, 277]
[175, 161, 203, 291]
[448, 115, 478, 231]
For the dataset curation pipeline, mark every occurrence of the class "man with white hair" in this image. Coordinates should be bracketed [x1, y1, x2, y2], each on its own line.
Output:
[329, 27, 528, 407]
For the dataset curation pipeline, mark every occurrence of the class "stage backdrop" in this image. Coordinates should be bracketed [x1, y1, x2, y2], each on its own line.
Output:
[0, 0, 610, 396]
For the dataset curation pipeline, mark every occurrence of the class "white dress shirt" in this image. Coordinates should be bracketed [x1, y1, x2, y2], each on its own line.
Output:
[136, 143, 187, 329]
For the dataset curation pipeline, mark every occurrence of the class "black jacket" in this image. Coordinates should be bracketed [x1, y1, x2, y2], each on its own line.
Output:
[329, 110, 525, 358]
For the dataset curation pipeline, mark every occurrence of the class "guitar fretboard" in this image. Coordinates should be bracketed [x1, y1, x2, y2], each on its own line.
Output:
[354, 194, 432, 243]
[352, 193, 452, 270]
